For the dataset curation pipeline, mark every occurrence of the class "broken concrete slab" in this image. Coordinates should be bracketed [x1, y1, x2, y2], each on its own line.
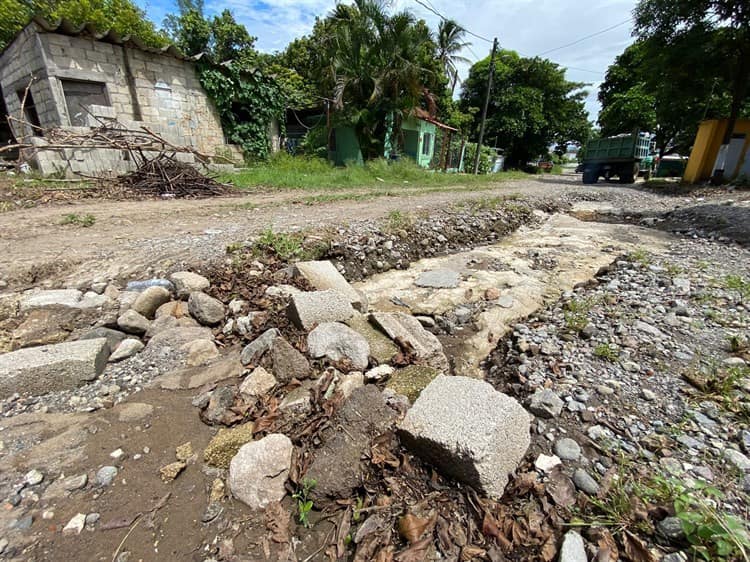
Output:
[398, 375, 530, 500]
[239, 367, 277, 399]
[305, 385, 397, 500]
[229, 434, 293, 509]
[414, 269, 461, 289]
[345, 314, 399, 364]
[155, 352, 241, 390]
[294, 260, 368, 312]
[307, 322, 370, 371]
[287, 290, 355, 330]
[19, 289, 83, 312]
[369, 312, 449, 371]
[0, 338, 110, 398]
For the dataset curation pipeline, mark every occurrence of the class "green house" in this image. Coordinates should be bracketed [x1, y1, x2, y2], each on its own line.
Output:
[384, 109, 456, 168]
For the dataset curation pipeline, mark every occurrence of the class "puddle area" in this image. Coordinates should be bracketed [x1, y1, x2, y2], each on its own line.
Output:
[356, 212, 672, 377]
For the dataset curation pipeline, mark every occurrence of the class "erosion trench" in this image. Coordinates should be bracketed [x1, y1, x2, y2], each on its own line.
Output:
[0, 200, 748, 562]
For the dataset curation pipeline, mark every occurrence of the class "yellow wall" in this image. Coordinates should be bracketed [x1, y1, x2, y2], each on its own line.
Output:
[683, 119, 750, 183]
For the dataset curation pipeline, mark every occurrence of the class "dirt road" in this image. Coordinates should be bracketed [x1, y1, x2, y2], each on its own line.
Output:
[0, 174, 743, 290]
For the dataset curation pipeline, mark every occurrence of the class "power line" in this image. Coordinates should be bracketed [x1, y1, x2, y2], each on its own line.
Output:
[535, 18, 632, 56]
[412, 0, 493, 43]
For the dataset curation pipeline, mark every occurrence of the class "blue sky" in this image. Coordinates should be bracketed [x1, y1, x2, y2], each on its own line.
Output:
[135, 0, 638, 121]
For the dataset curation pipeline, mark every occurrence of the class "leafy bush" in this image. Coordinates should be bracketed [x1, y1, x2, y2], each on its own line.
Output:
[462, 142, 496, 174]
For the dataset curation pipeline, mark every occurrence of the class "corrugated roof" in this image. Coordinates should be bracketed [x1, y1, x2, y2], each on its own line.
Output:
[28, 16, 202, 62]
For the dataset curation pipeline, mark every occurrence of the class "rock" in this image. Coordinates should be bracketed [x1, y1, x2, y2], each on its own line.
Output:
[724, 448, 750, 471]
[85, 513, 100, 527]
[673, 278, 691, 295]
[279, 382, 313, 414]
[25, 469, 44, 486]
[157, 353, 241, 390]
[337, 372, 364, 399]
[155, 300, 190, 319]
[117, 403, 154, 423]
[170, 271, 210, 299]
[62, 474, 88, 491]
[96, 466, 118, 486]
[19, 289, 82, 311]
[240, 328, 280, 366]
[0, 538, 8, 554]
[345, 314, 399, 364]
[306, 386, 397, 499]
[414, 269, 460, 289]
[534, 454, 561, 473]
[741, 430, 750, 454]
[528, 389, 564, 419]
[294, 260, 368, 312]
[204, 422, 256, 468]
[485, 287, 500, 300]
[662, 554, 688, 562]
[633, 320, 666, 339]
[131, 286, 172, 319]
[117, 309, 151, 335]
[11, 515, 33, 530]
[0, 338, 110, 399]
[184, 339, 219, 366]
[369, 312, 449, 371]
[160, 461, 186, 482]
[398, 376, 530, 500]
[559, 530, 587, 562]
[126, 279, 174, 293]
[573, 469, 599, 495]
[144, 327, 212, 355]
[307, 322, 370, 371]
[80, 327, 128, 354]
[202, 386, 237, 425]
[228, 299, 246, 315]
[287, 290, 355, 330]
[385, 365, 440, 403]
[553, 438, 581, 461]
[229, 434, 293, 509]
[109, 338, 144, 362]
[11, 308, 79, 349]
[188, 292, 225, 326]
[144, 315, 178, 338]
[642, 388, 657, 401]
[269, 337, 312, 383]
[239, 367, 277, 399]
[657, 516, 686, 542]
[63, 513, 86, 535]
[365, 364, 394, 381]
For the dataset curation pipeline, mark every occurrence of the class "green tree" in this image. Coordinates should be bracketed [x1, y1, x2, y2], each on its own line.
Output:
[633, 0, 750, 181]
[0, 0, 166, 50]
[460, 49, 590, 168]
[436, 19, 471, 95]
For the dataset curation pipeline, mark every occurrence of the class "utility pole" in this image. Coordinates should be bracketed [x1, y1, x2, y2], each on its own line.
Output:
[473, 37, 498, 174]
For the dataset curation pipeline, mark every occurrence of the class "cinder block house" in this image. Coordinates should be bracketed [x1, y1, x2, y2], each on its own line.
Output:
[0, 18, 241, 176]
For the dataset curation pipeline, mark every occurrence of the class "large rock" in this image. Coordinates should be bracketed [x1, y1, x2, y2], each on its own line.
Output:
[385, 365, 440, 403]
[80, 327, 128, 354]
[269, 337, 311, 383]
[0, 338, 110, 398]
[306, 386, 397, 500]
[108, 338, 144, 362]
[307, 322, 370, 371]
[188, 292, 225, 326]
[156, 353, 241, 390]
[369, 312, 449, 371]
[19, 289, 82, 312]
[398, 376, 530, 500]
[239, 367, 277, 399]
[287, 290, 355, 330]
[346, 314, 399, 364]
[229, 434, 293, 509]
[11, 308, 79, 349]
[170, 271, 210, 299]
[240, 328, 280, 366]
[117, 309, 150, 335]
[414, 269, 461, 289]
[294, 260, 368, 312]
[144, 327, 213, 357]
[131, 287, 172, 319]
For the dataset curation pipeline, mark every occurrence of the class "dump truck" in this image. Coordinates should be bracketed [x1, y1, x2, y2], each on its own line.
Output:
[581, 132, 653, 184]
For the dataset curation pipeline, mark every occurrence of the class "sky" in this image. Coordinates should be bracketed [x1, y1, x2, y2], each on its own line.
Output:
[135, 0, 639, 122]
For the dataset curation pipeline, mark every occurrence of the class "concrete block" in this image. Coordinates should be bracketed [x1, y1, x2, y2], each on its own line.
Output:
[294, 260, 367, 312]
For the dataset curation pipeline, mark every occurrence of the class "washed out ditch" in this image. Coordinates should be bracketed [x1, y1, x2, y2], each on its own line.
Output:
[0, 196, 748, 562]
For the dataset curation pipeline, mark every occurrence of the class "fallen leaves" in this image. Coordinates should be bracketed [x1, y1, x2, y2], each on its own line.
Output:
[622, 530, 658, 562]
[546, 469, 577, 508]
[398, 512, 437, 543]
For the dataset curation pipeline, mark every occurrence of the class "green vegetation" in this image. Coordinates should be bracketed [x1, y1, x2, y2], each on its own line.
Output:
[292, 478, 317, 528]
[594, 342, 620, 362]
[60, 213, 96, 227]
[628, 248, 652, 266]
[222, 154, 524, 191]
[724, 274, 750, 304]
[386, 210, 413, 232]
[249, 227, 328, 262]
[563, 297, 596, 332]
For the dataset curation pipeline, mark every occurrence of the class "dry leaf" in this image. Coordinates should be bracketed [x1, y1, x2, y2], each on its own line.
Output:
[482, 513, 511, 549]
[460, 545, 487, 560]
[622, 530, 657, 562]
[540, 535, 557, 562]
[547, 470, 577, 508]
[398, 512, 436, 543]
[265, 502, 291, 544]
[590, 527, 620, 561]
[336, 507, 352, 558]
[395, 535, 432, 562]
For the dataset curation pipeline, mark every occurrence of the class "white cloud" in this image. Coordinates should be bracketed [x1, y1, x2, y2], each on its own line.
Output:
[142, 0, 639, 121]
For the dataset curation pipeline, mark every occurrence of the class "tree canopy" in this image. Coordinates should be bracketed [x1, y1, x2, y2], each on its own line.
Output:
[460, 49, 590, 167]
[0, 0, 166, 51]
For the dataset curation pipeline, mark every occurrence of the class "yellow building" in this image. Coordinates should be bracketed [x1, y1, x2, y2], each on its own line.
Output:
[683, 119, 750, 183]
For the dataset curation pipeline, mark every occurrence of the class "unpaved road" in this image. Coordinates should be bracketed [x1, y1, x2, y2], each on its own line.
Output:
[0, 174, 744, 291]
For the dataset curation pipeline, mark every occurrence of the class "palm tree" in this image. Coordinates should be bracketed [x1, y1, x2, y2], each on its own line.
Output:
[437, 19, 472, 95]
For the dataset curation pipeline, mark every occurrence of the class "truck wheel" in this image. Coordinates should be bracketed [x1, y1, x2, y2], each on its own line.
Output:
[582, 167, 598, 184]
[619, 163, 638, 184]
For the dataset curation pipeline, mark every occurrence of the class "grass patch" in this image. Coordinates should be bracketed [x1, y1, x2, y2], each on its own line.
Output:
[60, 213, 95, 227]
[563, 297, 596, 332]
[628, 247, 652, 266]
[221, 153, 526, 191]
[724, 274, 750, 304]
[248, 227, 329, 262]
[386, 210, 413, 232]
[594, 342, 620, 362]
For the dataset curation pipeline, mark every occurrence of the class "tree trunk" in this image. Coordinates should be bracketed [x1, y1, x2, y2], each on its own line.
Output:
[711, 48, 749, 184]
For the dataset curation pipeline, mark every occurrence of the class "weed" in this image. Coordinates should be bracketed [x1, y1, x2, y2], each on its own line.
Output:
[292, 478, 317, 528]
[665, 262, 683, 276]
[253, 228, 305, 261]
[563, 297, 595, 332]
[386, 210, 413, 232]
[594, 342, 620, 362]
[724, 274, 750, 304]
[60, 213, 95, 227]
[225, 241, 245, 254]
[628, 248, 651, 266]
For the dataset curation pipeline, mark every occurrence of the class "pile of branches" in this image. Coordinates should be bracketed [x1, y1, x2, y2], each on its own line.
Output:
[116, 153, 232, 199]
